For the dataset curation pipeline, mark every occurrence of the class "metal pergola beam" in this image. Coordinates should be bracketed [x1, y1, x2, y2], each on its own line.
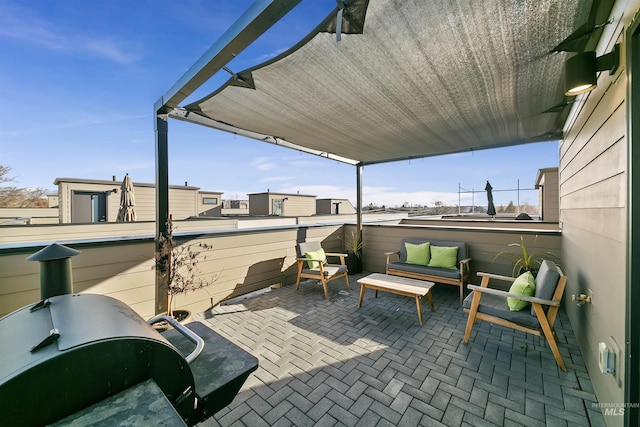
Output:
[154, 0, 303, 314]
[157, 0, 303, 113]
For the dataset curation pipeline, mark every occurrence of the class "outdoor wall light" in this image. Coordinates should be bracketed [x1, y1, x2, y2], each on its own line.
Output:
[564, 44, 620, 96]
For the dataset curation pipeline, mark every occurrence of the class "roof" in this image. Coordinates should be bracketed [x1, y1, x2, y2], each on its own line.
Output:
[166, 0, 614, 166]
[247, 191, 316, 198]
[53, 177, 202, 191]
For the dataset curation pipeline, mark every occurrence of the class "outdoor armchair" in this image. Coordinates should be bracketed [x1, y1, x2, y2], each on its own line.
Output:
[462, 260, 568, 371]
[295, 241, 349, 299]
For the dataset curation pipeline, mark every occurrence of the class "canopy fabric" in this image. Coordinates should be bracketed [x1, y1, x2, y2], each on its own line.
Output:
[182, 0, 598, 166]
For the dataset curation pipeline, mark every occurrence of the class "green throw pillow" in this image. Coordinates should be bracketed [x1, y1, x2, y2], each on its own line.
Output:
[427, 246, 458, 269]
[507, 271, 536, 311]
[405, 242, 430, 265]
[304, 248, 327, 269]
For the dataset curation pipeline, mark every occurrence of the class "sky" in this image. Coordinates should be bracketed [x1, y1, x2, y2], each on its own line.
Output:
[0, 0, 559, 209]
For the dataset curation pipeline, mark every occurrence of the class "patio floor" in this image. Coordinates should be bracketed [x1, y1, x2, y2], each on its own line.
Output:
[194, 274, 605, 427]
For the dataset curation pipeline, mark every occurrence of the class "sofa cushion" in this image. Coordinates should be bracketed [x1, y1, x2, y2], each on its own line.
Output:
[507, 271, 535, 311]
[387, 262, 461, 280]
[405, 241, 430, 265]
[399, 239, 467, 264]
[427, 246, 458, 269]
[531, 260, 560, 316]
[463, 292, 540, 328]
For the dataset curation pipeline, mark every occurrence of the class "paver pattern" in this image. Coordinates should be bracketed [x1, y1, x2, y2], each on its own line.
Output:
[195, 275, 604, 426]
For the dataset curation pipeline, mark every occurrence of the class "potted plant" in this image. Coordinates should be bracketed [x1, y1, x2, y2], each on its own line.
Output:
[493, 235, 559, 277]
[155, 216, 218, 326]
[343, 230, 364, 274]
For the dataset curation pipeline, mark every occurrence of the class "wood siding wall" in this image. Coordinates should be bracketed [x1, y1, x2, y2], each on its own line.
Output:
[559, 6, 635, 420]
[248, 194, 269, 216]
[346, 224, 561, 281]
[280, 196, 315, 217]
[0, 224, 344, 318]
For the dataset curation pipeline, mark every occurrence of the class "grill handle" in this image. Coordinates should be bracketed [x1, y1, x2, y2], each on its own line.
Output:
[147, 315, 204, 364]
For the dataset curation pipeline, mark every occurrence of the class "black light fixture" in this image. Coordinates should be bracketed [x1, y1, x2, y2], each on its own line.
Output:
[565, 44, 620, 96]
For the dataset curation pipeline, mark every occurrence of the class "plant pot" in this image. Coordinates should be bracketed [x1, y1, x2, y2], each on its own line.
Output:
[346, 251, 362, 274]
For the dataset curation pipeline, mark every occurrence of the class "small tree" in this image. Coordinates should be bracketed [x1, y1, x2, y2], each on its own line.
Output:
[0, 165, 48, 208]
[156, 217, 218, 317]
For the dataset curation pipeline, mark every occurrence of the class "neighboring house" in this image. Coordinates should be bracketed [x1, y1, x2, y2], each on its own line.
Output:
[248, 191, 315, 216]
[316, 198, 356, 215]
[47, 194, 59, 208]
[198, 191, 223, 217]
[535, 168, 559, 222]
[54, 177, 222, 223]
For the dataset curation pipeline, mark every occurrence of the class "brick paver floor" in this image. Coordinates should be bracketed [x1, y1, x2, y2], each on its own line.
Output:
[194, 275, 604, 426]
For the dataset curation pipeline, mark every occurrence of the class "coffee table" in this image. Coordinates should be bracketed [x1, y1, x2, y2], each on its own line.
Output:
[357, 273, 435, 325]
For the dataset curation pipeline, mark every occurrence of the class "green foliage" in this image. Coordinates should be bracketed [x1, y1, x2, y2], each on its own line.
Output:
[493, 235, 559, 277]
[0, 164, 48, 208]
[343, 230, 364, 253]
[156, 217, 218, 316]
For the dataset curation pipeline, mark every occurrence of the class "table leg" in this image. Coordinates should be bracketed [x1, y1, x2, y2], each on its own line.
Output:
[416, 296, 423, 325]
[427, 291, 435, 311]
[358, 284, 366, 307]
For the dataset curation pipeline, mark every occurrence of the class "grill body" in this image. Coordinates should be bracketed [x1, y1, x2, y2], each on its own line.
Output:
[0, 294, 196, 426]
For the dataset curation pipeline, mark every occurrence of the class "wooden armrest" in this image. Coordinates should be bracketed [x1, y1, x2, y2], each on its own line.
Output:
[384, 251, 399, 256]
[325, 252, 347, 258]
[476, 272, 516, 282]
[459, 258, 472, 264]
[466, 284, 560, 306]
[296, 257, 324, 262]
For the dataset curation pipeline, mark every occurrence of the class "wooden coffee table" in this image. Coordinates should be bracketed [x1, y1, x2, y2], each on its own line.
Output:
[357, 273, 435, 325]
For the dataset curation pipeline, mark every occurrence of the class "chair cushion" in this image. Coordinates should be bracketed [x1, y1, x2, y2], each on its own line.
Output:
[531, 260, 560, 316]
[463, 292, 540, 328]
[304, 248, 327, 269]
[405, 242, 430, 265]
[427, 246, 458, 269]
[507, 271, 535, 311]
[302, 264, 347, 277]
[387, 262, 461, 280]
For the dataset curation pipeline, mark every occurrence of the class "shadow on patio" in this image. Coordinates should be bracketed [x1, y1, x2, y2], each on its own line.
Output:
[194, 274, 604, 426]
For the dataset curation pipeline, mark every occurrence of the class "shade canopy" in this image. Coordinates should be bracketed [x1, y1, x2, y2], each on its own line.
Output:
[169, 0, 612, 166]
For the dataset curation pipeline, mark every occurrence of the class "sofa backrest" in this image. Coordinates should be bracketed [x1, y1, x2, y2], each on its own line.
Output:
[399, 238, 467, 265]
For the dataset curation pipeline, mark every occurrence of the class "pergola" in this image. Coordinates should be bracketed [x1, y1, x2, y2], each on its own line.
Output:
[155, 0, 612, 240]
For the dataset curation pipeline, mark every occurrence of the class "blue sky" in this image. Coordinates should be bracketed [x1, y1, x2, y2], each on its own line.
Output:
[0, 0, 558, 208]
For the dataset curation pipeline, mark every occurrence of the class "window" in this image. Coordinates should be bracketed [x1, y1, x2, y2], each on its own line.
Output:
[203, 197, 218, 205]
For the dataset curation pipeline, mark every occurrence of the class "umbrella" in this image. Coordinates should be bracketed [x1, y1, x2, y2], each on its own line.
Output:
[117, 173, 136, 222]
[485, 180, 496, 217]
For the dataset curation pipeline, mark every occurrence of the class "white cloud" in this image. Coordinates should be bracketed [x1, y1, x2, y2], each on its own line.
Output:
[250, 157, 277, 171]
[261, 175, 291, 183]
[254, 48, 289, 62]
[0, 4, 140, 63]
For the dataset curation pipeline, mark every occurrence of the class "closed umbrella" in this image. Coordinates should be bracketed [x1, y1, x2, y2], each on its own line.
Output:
[117, 174, 136, 222]
[485, 180, 496, 217]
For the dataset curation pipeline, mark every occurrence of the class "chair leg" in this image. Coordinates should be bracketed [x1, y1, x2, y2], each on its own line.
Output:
[463, 291, 482, 343]
[343, 273, 350, 289]
[295, 262, 303, 291]
[532, 303, 567, 372]
[321, 277, 329, 299]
